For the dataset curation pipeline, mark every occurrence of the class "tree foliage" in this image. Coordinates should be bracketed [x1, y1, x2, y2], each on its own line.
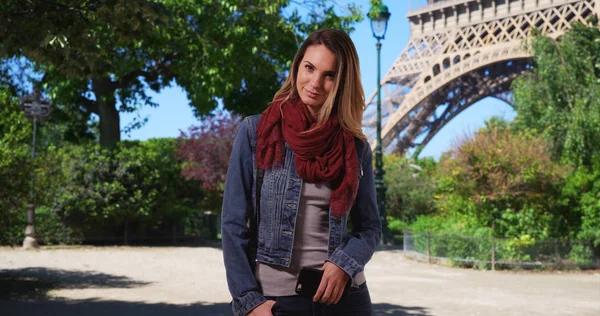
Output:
[559, 166, 600, 245]
[0, 0, 364, 147]
[511, 22, 600, 245]
[176, 111, 240, 212]
[48, 139, 204, 244]
[384, 154, 437, 222]
[0, 88, 33, 244]
[512, 22, 600, 167]
[436, 118, 570, 238]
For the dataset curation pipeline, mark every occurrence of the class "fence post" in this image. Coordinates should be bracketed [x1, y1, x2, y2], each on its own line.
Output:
[62, 221, 67, 245]
[427, 231, 431, 264]
[124, 218, 129, 245]
[172, 222, 177, 245]
[491, 221, 496, 271]
[403, 229, 408, 254]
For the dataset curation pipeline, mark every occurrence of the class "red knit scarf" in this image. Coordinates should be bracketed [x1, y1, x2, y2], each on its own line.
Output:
[256, 96, 358, 217]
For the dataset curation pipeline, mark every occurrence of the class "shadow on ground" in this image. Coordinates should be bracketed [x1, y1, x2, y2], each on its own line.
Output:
[0, 267, 428, 316]
[1, 300, 429, 316]
[0, 299, 232, 316]
[372, 303, 431, 315]
[0, 267, 150, 301]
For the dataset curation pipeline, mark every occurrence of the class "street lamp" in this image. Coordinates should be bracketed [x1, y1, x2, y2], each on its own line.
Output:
[369, 4, 392, 245]
[19, 89, 52, 249]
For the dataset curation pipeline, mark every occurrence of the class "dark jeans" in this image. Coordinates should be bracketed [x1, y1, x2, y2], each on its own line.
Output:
[265, 282, 372, 316]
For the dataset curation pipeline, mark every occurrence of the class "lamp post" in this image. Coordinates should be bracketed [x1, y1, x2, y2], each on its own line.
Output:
[19, 89, 52, 249]
[369, 4, 392, 245]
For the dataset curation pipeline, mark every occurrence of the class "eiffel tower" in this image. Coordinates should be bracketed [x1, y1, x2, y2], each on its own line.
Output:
[363, 0, 599, 154]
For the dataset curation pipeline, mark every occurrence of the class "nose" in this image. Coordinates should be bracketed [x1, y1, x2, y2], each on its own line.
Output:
[309, 75, 323, 91]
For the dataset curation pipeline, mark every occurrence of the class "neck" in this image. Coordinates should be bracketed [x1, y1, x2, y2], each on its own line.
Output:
[305, 105, 319, 122]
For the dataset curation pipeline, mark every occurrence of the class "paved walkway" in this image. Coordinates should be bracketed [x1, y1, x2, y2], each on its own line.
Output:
[0, 246, 598, 315]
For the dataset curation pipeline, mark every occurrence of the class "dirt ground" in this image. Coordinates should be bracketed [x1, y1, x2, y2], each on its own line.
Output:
[0, 245, 598, 316]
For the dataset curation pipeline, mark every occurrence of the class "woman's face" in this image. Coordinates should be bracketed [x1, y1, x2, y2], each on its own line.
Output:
[296, 44, 337, 119]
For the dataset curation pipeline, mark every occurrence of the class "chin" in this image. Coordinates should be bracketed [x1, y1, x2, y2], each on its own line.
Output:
[299, 93, 324, 107]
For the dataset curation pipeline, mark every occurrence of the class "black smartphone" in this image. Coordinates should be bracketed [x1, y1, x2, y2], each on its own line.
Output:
[295, 266, 352, 301]
[295, 267, 324, 299]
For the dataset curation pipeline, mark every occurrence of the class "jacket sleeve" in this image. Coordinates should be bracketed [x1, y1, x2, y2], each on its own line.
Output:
[221, 118, 266, 316]
[327, 142, 381, 280]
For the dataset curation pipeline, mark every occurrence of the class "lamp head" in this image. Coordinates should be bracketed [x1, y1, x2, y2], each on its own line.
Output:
[369, 4, 391, 40]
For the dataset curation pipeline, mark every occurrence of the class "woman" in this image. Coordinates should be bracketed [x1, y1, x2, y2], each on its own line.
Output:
[222, 28, 381, 316]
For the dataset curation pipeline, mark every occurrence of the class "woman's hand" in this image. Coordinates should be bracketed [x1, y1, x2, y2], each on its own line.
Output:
[313, 261, 350, 305]
[247, 300, 275, 316]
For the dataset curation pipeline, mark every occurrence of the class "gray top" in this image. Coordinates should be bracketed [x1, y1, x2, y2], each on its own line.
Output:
[256, 181, 365, 296]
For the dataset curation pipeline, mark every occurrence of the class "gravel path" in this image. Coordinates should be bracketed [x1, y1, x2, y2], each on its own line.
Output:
[0, 246, 598, 316]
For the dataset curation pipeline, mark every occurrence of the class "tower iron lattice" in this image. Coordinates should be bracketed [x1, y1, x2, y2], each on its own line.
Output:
[363, 0, 599, 154]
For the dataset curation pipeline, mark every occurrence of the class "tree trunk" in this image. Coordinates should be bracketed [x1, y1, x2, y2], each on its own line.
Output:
[93, 78, 120, 148]
[98, 103, 120, 148]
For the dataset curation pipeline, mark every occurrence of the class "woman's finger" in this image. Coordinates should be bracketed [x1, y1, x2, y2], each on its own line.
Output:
[319, 277, 335, 304]
[313, 276, 328, 302]
[326, 283, 341, 305]
[333, 283, 345, 304]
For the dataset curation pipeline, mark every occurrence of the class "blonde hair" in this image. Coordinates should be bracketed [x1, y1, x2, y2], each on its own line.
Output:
[272, 29, 366, 141]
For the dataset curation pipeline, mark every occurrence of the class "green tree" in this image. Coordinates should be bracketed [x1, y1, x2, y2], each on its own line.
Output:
[0, 0, 364, 148]
[559, 165, 600, 246]
[384, 154, 437, 223]
[512, 22, 600, 167]
[176, 111, 240, 213]
[0, 89, 30, 156]
[436, 118, 570, 238]
[512, 22, 600, 246]
[0, 88, 33, 244]
[50, 139, 204, 244]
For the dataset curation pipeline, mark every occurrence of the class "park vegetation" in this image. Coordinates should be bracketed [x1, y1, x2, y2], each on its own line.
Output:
[387, 21, 600, 267]
[0, 1, 598, 268]
[0, 0, 365, 244]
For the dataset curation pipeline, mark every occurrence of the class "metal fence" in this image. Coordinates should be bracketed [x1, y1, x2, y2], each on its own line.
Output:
[3, 211, 221, 246]
[403, 230, 600, 270]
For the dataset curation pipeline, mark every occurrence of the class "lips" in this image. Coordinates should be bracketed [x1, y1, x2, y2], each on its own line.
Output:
[305, 89, 319, 99]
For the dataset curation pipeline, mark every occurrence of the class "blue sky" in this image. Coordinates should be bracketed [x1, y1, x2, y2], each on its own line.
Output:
[120, 0, 516, 160]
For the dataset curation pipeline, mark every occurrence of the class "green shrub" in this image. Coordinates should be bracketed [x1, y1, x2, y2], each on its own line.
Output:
[495, 235, 536, 263]
[407, 214, 493, 265]
[384, 155, 437, 222]
[435, 118, 570, 238]
[0, 150, 33, 245]
[35, 206, 83, 245]
[0, 88, 34, 245]
[46, 140, 205, 243]
[567, 243, 595, 265]
[387, 217, 408, 235]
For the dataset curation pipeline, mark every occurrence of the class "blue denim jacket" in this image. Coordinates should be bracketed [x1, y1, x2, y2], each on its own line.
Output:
[221, 115, 381, 316]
